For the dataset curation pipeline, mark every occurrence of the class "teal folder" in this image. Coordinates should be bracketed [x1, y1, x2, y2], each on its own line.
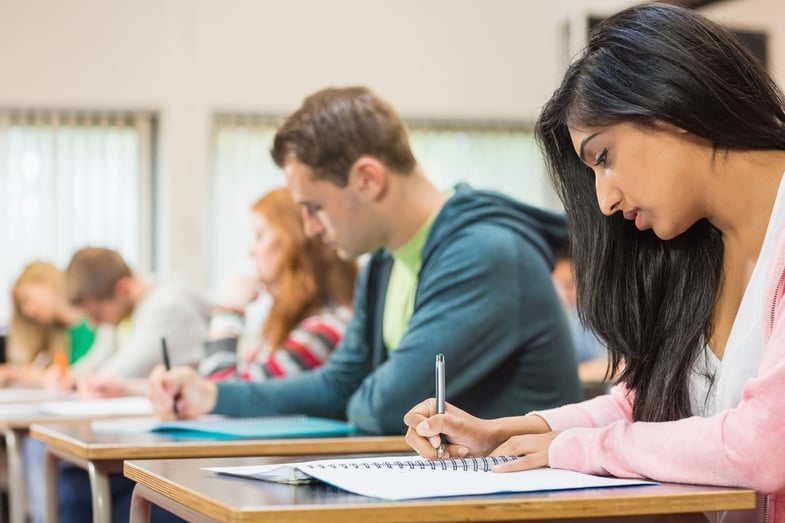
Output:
[149, 415, 357, 439]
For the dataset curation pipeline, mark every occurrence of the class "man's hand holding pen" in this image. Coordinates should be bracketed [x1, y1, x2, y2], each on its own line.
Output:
[147, 364, 218, 420]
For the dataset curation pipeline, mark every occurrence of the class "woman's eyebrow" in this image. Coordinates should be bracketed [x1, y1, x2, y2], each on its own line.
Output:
[579, 132, 601, 163]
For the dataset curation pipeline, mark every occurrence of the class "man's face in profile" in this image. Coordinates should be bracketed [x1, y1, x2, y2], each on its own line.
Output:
[284, 157, 378, 260]
[78, 284, 132, 325]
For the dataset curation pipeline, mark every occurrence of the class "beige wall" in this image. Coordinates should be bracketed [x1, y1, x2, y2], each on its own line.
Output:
[0, 0, 776, 290]
[701, 0, 785, 88]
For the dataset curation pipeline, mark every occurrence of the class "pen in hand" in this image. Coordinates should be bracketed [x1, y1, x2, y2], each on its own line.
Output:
[435, 353, 446, 459]
[160, 337, 180, 418]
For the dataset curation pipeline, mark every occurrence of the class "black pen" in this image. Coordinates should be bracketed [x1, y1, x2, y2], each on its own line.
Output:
[161, 337, 180, 418]
[435, 353, 446, 459]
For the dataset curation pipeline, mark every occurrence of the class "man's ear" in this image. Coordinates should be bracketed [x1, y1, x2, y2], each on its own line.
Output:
[348, 156, 387, 201]
[114, 277, 133, 298]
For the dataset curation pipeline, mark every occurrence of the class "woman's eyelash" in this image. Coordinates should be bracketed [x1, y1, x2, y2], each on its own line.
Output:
[594, 148, 608, 166]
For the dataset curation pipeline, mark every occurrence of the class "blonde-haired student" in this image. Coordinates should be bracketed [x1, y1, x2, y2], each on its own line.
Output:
[4, 260, 96, 387]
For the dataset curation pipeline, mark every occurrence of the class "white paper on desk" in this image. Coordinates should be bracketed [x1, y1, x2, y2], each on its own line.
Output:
[38, 396, 153, 417]
[0, 403, 43, 418]
[0, 388, 74, 403]
[207, 455, 656, 500]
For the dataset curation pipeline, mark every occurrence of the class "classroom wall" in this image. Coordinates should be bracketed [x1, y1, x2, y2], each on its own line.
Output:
[0, 0, 777, 293]
[699, 0, 785, 77]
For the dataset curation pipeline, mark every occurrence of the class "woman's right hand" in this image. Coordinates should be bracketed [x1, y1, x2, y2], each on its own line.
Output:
[404, 399, 553, 460]
[147, 364, 217, 420]
[403, 399, 507, 459]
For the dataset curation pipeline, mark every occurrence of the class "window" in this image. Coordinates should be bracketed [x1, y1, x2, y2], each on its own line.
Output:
[406, 120, 552, 208]
[209, 115, 551, 299]
[0, 110, 155, 325]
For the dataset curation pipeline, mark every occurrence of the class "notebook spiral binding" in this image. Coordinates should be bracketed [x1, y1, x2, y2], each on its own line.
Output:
[306, 456, 518, 472]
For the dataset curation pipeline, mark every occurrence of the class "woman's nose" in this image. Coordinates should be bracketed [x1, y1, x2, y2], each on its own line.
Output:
[595, 174, 622, 216]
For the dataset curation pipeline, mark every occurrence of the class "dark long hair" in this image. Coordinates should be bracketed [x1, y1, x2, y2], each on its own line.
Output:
[535, 3, 785, 422]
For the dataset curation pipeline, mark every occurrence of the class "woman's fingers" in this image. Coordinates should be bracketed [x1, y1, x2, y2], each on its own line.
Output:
[490, 432, 560, 471]
[492, 452, 549, 472]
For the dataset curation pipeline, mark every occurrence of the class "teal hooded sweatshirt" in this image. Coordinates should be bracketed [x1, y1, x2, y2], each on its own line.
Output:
[213, 183, 582, 434]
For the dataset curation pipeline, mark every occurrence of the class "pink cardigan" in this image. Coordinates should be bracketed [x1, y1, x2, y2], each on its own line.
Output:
[538, 219, 785, 523]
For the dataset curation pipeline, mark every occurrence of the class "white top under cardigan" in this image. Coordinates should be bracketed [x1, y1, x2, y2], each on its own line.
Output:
[690, 172, 785, 416]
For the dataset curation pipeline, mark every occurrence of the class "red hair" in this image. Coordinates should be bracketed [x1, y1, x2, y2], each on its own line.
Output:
[253, 188, 357, 349]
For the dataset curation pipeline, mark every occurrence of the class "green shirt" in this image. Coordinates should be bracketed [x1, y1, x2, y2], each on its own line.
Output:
[68, 318, 96, 364]
[382, 210, 440, 350]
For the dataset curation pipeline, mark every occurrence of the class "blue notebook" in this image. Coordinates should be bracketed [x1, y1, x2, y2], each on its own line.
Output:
[92, 415, 357, 439]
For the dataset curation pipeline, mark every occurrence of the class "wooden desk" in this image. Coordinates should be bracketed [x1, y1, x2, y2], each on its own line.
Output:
[125, 456, 756, 523]
[31, 420, 410, 523]
[0, 397, 125, 523]
[0, 391, 71, 523]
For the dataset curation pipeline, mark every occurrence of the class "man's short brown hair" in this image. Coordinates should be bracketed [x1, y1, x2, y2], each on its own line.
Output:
[271, 86, 417, 186]
[65, 247, 132, 305]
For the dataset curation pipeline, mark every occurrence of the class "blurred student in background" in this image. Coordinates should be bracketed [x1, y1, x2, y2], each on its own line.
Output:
[9, 260, 104, 523]
[58, 191, 355, 523]
[2, 260, 98, 387]
[82, 187, 357, 398]
[199, 187, 357, 382]
[551, 243, 610, 384]
[62, 246, 210, 386]
[50, 247, 210, 523]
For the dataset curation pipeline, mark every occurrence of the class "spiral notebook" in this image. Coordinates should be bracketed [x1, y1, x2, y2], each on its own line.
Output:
[206, 454, 655, 500]
[92, 415, 356, 439]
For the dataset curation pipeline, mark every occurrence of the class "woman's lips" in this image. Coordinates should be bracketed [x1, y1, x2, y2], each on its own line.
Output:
[623, 209, 645, 230]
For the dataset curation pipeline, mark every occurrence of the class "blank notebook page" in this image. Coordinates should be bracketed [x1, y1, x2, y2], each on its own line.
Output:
[207, 455, 656, 500]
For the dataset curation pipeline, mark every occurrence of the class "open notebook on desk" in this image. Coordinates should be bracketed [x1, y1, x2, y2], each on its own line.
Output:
[92, 415, 357, 439]
[206, 454, 655, 500]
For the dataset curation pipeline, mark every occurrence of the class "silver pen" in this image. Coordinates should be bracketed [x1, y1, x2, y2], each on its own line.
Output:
[435, 353, 446, 459]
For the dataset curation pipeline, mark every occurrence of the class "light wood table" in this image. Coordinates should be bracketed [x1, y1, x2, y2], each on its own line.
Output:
[0, 394, 126, 523]
[124, 456, 756, 523]
[31, 420, 410, 523]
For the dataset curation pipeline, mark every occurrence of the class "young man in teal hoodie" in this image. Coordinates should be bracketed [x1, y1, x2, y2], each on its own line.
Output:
[149, 86, 582, 434]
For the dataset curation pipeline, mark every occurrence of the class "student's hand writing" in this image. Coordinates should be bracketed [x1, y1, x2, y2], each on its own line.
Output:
[41, 365, 74, 392]
[404, 399, 554, 461]
[404, 399, 505, 459]
[147, 364, 217, 420]
[488, 431, 561, 472]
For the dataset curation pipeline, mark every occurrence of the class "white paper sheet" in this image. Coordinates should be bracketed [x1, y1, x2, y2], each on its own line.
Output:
[206, 454, 656, 500]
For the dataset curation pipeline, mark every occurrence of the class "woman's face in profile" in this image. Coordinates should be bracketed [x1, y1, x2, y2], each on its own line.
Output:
[250, 212, 285, 289]
[568, 121, 710, 241]
[15, 281, 60, 324]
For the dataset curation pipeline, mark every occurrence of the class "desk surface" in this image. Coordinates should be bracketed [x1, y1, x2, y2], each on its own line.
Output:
[125, 456, 756, 523]
[31, 420, 411, 459]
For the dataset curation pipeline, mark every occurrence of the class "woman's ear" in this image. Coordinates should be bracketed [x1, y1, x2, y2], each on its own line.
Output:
[653, 119, 689, 135]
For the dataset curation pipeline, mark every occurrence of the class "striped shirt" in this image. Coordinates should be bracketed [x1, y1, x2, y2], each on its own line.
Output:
[200, 306, 351, 382]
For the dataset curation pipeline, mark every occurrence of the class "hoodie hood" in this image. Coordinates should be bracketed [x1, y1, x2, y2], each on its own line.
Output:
[424, 183, 567, 269]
